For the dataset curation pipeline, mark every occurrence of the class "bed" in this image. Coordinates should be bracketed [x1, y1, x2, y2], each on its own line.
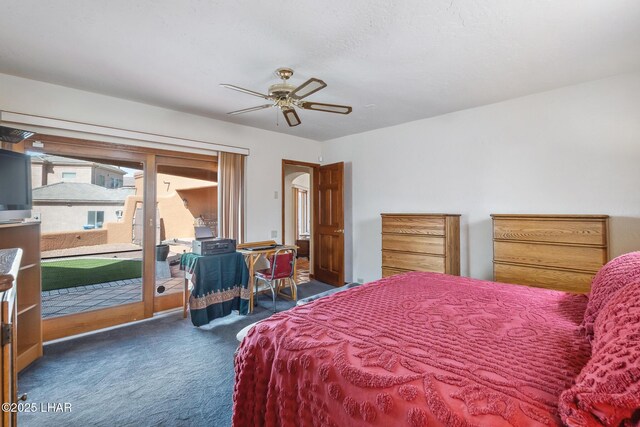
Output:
[233, 255, 640, 426]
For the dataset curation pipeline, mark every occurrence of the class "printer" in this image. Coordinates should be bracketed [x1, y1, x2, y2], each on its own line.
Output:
[192, 226, 236, 256]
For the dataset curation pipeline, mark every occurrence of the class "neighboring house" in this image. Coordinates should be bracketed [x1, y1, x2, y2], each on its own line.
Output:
[32, 182, 135, 233]
[31, 154, 126, 189]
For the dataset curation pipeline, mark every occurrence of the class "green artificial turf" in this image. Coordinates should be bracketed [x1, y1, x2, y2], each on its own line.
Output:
[41, 258, 142, 291]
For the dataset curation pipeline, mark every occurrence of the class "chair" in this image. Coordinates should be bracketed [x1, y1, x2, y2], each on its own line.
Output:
[254, 247, 297, 312]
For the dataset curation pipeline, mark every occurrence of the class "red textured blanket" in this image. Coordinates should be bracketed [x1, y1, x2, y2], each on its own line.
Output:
[233, 272, 591, 426]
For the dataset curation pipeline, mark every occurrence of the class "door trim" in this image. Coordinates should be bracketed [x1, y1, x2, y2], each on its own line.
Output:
[43, 302, 145, 341]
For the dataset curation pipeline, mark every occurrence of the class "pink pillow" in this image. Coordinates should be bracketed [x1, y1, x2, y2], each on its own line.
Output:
[559, 280, 640, 426]
[582, 252, 640, 338]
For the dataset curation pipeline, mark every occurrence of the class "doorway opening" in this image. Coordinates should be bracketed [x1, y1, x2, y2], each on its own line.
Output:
[282, 161, 315, 284]
[282, 159, 346, 287]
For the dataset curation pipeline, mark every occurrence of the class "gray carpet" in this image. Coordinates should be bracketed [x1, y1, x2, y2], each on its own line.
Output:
[18, 280, 333, 427]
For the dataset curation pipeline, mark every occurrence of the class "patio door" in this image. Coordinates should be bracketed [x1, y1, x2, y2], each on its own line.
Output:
[23, 139, 153, 341]
[20, 134, 218, 340]
[153, 156, 218, 313]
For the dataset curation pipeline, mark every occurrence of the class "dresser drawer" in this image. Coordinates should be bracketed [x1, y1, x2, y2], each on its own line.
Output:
[493, 218, 607, 246]
[382, 251, 444, 272]
[494, 263, 593, 293]
[494, 241, 607, 273]
[382, 234, 445, 255]
[382, 216, 444, 236]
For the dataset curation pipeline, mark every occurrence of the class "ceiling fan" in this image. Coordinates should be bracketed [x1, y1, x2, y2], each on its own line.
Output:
[220, 67, 352, 127]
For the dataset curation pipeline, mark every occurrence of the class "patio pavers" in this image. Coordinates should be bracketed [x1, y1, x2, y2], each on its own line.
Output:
[42, 276, 183, 319]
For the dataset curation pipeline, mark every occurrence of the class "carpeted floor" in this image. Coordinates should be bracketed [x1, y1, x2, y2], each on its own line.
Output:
[18, 280, 333, 427]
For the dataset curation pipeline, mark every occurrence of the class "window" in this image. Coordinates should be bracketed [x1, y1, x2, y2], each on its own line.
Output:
[87, 211, 105, 229]
[296, 188, 310, 238]
[61, 172, 76, 180]
[96, 175, 105, 186]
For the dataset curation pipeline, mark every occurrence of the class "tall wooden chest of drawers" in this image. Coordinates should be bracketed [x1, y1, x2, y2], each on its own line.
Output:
[491, 214, 609, 293]
[381, 214, 460, 278]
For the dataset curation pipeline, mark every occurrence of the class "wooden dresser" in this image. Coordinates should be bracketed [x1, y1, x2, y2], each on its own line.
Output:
[381, 213, 460, 277]
[1, 249, 21, 427]
[491, 214, 609, 293]
[0, 222, 43, 372]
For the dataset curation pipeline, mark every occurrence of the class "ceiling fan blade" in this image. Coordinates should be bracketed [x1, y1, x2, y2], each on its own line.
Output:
[299, 101, 352, 115]
[220, 84, 271, 100]
[227, 104, 273, 115]
[282, 107, 301, 127]
[288, 78, 327, 100]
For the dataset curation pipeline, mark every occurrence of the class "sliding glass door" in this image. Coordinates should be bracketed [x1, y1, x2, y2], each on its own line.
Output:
[153, 156, 218, 313]
[22, 140, 150, 340]
[18, 135, 218, 339]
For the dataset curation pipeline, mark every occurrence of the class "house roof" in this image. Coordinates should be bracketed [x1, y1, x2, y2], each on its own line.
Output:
[32, 182, 135, 203]
[30, 154, 125, 176]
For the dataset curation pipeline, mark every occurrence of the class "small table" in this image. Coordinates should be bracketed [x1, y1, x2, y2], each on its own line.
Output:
[237, 245, 297, 313]
[180, 252, 250, 326]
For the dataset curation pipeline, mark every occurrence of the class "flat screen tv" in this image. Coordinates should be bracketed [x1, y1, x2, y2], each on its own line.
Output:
[0, 149, 32, 222]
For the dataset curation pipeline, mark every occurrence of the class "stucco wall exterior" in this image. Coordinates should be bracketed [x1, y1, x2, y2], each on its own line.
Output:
[105, 195, 140, 244]
[41, 229, 108, 252]
[137, 173, 217, 241]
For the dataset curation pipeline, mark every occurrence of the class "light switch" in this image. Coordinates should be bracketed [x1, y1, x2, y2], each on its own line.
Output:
[274, 191, 278, 199]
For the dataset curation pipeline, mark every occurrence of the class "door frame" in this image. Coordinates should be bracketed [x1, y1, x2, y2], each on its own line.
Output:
[281, 159, 319, 276]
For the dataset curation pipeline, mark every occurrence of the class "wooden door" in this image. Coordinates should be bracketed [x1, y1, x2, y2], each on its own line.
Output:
[314, 162, 344, 286]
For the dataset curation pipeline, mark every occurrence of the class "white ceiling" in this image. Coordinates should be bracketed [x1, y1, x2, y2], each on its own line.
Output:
[1, 1, 639, 141]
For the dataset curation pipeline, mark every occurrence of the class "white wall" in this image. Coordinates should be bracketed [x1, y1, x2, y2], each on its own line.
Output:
[322, 72, 640, 283]
[0, 73, 321, 243]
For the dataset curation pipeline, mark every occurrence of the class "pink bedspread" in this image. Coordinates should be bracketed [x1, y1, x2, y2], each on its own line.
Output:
[233, 272, 591, 426]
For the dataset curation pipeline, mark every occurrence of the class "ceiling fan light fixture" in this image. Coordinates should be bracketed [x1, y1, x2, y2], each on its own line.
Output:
[220, 68, 351, 125]
[289, 78, 327, 100]
[282, 107, 301, 127]
[300, 101, 352, 114]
